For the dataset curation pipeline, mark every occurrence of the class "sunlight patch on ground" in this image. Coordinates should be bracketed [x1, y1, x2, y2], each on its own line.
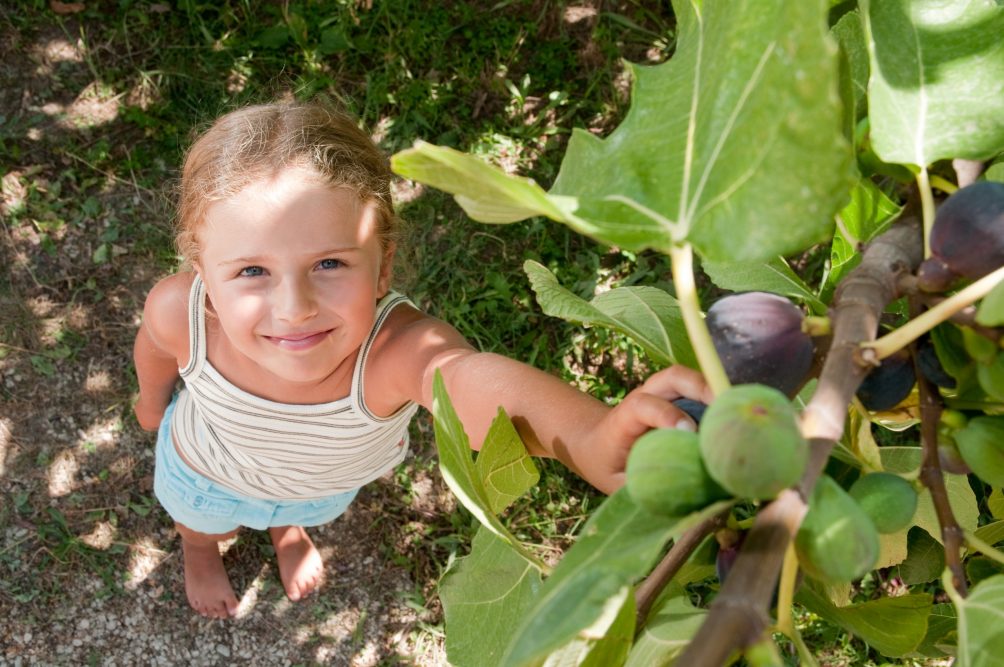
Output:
[84, 369, 113, 394]
[47, 448, 79, 497]
[235, 566, 271, 618]
[0, 418, 11, 478]
[124, 536, 171, 590]
[33, 37, 83, 75]
[75, 416, 122, 453]
[564, 6, 598, 23]
[79, 520, 117, 549]
[38, 82, 121, 131]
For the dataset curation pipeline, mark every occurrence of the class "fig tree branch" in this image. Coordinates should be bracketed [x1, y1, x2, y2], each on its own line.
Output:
[634, 510, 728, 627]
[866, 265, 1004, 360]
[678, 217, 924, 666]
[913, 337, 968, 596]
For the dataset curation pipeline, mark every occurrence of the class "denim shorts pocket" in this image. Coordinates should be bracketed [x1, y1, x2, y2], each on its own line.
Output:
[165, 474, 240, 519]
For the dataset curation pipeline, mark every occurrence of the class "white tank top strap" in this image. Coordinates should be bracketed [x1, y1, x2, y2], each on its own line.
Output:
[179, 274, 208, 378]
[351, 290, 413, 422]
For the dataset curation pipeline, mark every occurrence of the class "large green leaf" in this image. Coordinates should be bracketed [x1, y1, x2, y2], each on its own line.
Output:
[797, 584, 932, 657]
[524, 260, 696, 368]
[476, 406, 540, 515]
[700, 257, 826, 315]
[624, 596, 708, 667]
[956, 574, 1004, 666]
[501, 489, 678, 667]
[881, 446, 980, 543]
[441, 528, 544, 667]
[541, 588, 636, 667]
[549, 0, 853, 262]
[864, 0, 1004, 165]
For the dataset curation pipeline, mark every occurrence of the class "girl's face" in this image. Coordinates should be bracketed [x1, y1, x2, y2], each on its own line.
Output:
[196, 164, 393, 388]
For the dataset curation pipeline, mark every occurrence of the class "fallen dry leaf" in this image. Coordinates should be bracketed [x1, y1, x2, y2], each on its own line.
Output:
[50, 0, 85, 14]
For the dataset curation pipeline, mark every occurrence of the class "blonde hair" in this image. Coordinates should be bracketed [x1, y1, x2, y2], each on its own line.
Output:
[175, 101, 397, 267]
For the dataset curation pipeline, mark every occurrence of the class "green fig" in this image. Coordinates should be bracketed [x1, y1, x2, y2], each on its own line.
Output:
[848, 472, 918, 534]
[625, 428, 728, 518]
[955, 416, 1004, 487]
[698, 385, 807, 500]
[796, 475, 879, 584]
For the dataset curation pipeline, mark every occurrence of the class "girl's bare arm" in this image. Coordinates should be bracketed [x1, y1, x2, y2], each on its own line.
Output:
[132, 274, 191, 431]
[380, 309, 711, 494]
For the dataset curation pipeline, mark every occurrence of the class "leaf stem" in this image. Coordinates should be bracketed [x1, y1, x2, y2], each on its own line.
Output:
[929, 174, 958, 195]
[965, 530, 1004, 567]
[775, 542, 799, 636]
[917, 166, 936, 258]
[942, 567, 965, 607]
[668, 243, 730, 396]
[864, 265, 1004, 360]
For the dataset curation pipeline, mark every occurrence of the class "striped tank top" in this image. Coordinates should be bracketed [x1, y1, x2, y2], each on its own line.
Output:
[170, 275, 419, 500]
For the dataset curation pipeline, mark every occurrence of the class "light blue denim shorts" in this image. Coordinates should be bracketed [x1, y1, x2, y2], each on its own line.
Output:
[153, 395, 360, 535]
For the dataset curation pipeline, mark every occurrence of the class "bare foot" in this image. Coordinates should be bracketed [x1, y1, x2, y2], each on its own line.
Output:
[269, 525, 324, 601]
[180, 538, 239, 619]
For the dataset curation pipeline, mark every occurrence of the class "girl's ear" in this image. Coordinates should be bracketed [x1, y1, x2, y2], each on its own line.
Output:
[377, 243, 396, 297]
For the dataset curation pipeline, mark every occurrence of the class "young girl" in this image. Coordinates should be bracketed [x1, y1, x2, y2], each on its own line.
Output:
[133, 101, 711, 619]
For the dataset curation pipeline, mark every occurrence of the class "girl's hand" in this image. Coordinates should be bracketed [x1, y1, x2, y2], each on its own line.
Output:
[581, 365, 714, 495]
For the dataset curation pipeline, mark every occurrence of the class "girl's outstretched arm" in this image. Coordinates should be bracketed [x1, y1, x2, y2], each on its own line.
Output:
[432, 353, 711, 494]
[379, 309, 711, 494]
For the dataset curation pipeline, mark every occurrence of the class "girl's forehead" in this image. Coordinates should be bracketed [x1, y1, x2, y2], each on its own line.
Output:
[198, 170, 377, 251]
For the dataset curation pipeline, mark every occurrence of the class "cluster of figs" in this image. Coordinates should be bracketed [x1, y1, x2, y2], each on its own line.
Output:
[626, 180, 1004, 586]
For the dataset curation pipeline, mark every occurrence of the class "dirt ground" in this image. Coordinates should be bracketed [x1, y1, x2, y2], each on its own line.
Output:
[0, 17, 469, 667]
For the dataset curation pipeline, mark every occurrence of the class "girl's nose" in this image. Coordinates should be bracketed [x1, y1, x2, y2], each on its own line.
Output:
[273, 277, 318, 324]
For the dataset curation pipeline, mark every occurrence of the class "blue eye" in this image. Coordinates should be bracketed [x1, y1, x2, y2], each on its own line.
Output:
[239, 266, 265, 277]
[318, 258, 342, 270]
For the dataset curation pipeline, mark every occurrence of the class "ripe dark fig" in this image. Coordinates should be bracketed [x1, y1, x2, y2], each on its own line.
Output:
[919, 181, 1004, 291]
[699, 384, 807, 500]
[855, 349, 916, 411]
[706, 292, 814, 397]
[714, 529, 746, 585]
[672, 398, 707, 425]
[917, 338, 956, 389]
[939, 441, 972, 476]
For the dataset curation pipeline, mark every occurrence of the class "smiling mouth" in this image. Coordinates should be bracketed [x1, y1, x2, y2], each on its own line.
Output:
[265, 329, 332, 351]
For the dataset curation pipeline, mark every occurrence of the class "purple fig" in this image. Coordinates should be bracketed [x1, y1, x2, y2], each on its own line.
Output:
[856, 349, 916, 411]
[918, 181, 1004, 292]
[706, 292, 814, 397]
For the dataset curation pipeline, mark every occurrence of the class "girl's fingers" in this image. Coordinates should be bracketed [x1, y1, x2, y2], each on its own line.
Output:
[615, 391, 698, 441]
[639, 365, 715, 405]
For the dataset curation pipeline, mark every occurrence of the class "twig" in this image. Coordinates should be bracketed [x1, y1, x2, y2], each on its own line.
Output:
[634, 510, 728, 627]
[911, 296, 968, 596]
[677, 217, 924, 666]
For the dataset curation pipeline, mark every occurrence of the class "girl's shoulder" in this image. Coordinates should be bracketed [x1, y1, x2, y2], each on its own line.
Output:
[142, 271, 196, 364]
[365, 301, 475, 408]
